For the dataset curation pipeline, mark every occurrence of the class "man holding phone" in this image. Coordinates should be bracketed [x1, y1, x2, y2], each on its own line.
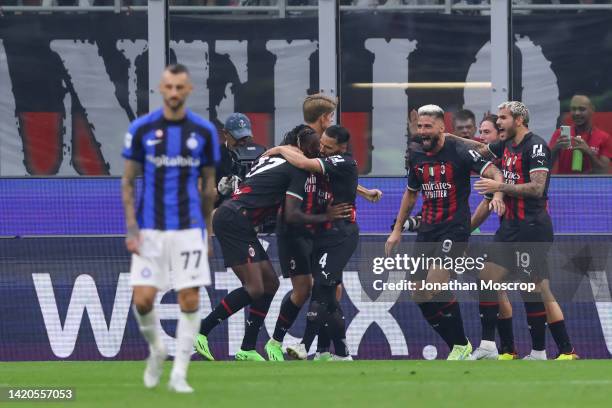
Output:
[549, 94, 612, 174]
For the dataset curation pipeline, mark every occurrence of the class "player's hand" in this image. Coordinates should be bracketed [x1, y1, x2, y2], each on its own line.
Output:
[364, 188, 383, 203]
[326, 202, 353, 221]
[488, 195, 505, 216]
[572, 135, 590, 153]
[125, 224, 142, 255]
[385, 230, 401, 257]
[474, 178, 501, 195]
[407, 109, 418, 136]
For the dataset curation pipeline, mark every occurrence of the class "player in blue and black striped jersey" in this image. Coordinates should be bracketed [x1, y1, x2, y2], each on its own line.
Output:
[121, 64, 220, 393]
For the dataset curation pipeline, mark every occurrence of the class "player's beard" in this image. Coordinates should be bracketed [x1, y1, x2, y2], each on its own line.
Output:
[165, 97, 185, 112]
[421, 133, 440, 152]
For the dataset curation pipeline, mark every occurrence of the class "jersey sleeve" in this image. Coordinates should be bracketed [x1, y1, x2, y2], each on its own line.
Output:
[406, 165, 421, 191]
[121, 121, 145, 163]
[316, 155, 353, 178]
[286, 166, 308, 201]
[487, 140, 504, 159]
[201, 122, 221, 167]
[458, 145, 493, 175]
[527, 141, 551, 173]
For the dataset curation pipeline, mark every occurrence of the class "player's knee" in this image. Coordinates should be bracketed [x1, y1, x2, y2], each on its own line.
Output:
[265, 274, 280, 294]
[292, 285, 311, 306]
[245, 284, 265, 300]
[133, 298, 154, 314]
[178, 288, 199, 312]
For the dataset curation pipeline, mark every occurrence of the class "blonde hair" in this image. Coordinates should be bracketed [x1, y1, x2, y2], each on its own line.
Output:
[498, 101, 530, 125]
[303, 93, 337, 123]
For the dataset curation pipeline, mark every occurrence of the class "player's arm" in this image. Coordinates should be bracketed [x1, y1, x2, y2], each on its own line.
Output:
[264, 145, 322, 173]
[200, 166, 217, 256]
[121, 159, 143, 255]
[446, 133, 495, 159]
[471, 197, 492, 231]
[284, 196, 352, 225]
[385, 188, 418, 256]
[357, 184, 383, 203]
[480, 163, 505, 216]
[475, 170, 547, 198]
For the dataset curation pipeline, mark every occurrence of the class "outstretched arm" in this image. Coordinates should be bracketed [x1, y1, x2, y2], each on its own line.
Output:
[446, 133, 494, 159]
[357, 184, 383, 203]
[264, 145, 322, 173]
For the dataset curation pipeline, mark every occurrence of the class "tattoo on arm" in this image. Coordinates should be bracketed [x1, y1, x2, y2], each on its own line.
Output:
[497, 170, 547, 198]
[482, 163, 504, 182]
[121, 160, 142, 227]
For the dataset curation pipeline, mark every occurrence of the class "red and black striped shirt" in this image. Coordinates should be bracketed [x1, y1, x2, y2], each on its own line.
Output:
[487, 132, 551, 221]
[408, 138, 492, 232]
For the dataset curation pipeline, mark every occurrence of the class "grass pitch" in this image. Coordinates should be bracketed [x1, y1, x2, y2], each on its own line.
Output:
[3, 360, 612, 408]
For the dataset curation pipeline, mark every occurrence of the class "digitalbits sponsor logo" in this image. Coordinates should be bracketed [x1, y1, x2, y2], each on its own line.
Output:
[248, 245, 255, 258]
[141, 268, 151, 278]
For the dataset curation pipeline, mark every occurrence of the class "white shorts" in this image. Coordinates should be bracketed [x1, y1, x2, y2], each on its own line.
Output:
[129, 228, 211, 291]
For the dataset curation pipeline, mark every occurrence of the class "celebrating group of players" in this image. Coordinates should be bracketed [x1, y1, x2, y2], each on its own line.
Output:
[122, 64, 576, 393]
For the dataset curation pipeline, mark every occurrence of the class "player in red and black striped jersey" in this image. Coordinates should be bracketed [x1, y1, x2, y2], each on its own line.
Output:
[265, 125, 361, 360]
[196, 127, 351, 362]
[458, 101, 577, 360]
[386, 105, 505, 360]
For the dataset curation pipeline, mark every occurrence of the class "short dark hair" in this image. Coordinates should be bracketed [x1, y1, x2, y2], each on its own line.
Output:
[165, 63, 190, 76]
[324, 125, 350, 144]
[481, 114, 500, 131]
[453, 109, 476, 124]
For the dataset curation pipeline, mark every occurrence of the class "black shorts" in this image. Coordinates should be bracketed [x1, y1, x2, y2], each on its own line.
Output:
[278, 232, 314, 278]
[213, 203, 269, 268]
[312, 223, 359, 287]
[489, 213, 553, 283]
[411, 224, 470, 281]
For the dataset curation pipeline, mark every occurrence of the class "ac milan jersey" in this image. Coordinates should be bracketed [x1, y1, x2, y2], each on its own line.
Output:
[488, 132, 551, 221]
[231, 155, 309, 226]
[316, 152, 359, 225]
[407, 137, 492, 231]
[278, 172, 330, 237]
[122, 109, 220, 231]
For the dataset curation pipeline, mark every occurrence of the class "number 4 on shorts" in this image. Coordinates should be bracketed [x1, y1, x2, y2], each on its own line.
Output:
[319, 253, 328, 269]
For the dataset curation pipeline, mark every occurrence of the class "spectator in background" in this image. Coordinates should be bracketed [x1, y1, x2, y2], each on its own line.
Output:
[453, 109, 477, 140]
[215, 113, 266, 207]
[478, 114, 500, 144]
[549, 94, 612, 174]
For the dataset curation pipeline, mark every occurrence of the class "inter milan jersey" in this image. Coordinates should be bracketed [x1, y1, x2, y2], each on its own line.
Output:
[407, 138, 492, 231]
[488, 132, 551, 221]
[231, 155, 309, 226]
[122, 109, 220, 231]
[316, 153, 359, 224]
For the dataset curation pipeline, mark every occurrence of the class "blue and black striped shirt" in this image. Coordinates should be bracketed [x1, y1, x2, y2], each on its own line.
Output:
[122, 109, 220, 231]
